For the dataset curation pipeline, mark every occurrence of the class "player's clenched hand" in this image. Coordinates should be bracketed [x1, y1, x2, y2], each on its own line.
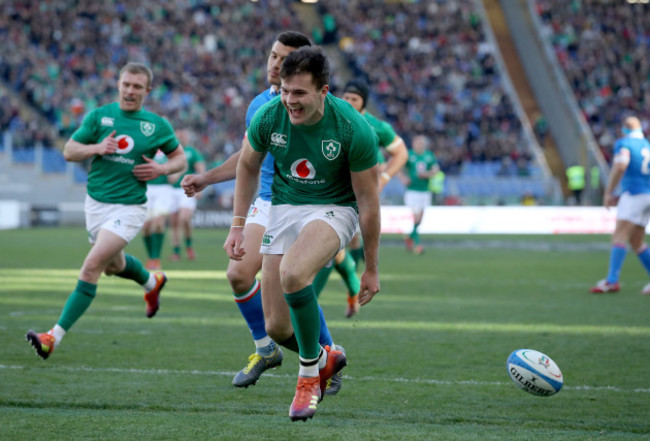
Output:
[133, 155, 164, 181]
[224, 228, 246, 260]
[358, 270, 380, 306]
[96, 130, 118, 155]
[181, 173, 206, 197]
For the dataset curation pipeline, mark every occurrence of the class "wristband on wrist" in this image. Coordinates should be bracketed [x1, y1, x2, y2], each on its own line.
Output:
[231, 216, 246, 227]
[380, 172, 391, 182]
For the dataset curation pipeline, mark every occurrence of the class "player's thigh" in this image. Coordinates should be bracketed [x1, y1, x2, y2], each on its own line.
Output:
[281, 220, 341, 292]
[612, 219, 635, 243]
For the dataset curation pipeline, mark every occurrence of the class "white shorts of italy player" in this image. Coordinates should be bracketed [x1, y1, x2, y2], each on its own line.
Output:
[404, 189, 432, 214]
[617, 192, 650, 226]
[261, 204, 358, 255]
[85, 194, 147, 244]
[145, 184, 174, 220]
[245, 197, 271, 229]
[169, 187, 197, 213]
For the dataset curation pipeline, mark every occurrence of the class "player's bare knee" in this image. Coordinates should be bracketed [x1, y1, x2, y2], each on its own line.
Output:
[226, 263, 256, 292]
[278, 261, 310, 293]
[279, 270, 308, 294]
[265, 320, 292, 343]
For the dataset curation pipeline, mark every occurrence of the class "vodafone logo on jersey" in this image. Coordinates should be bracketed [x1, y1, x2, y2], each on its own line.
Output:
[115, 135, 135, 155]
[290, 158, 316, 179]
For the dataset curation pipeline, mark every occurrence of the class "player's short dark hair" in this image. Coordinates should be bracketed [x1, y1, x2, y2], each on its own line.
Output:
[344, 79, 370, 109]
[280, 46, 329, 90]
[120, 62, 153, 89]
[276, 31, 312, 49]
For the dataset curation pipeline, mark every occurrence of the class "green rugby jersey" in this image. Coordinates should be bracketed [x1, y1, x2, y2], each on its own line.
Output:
[248, 94, 378, 208]
[172, 145, 206, 188]
[71, 102, 178, 204]
[406, 150, 438, 192]
[363, 111, 398, 165]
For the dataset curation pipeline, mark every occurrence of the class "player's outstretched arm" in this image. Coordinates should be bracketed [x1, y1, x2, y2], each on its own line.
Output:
[182, 150, 241, 197]
[351, 165, 381, 305]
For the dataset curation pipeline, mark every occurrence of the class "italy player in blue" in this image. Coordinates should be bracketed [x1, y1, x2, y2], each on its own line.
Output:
[591, 116, 650, 294]
[181, 32, 343, 392]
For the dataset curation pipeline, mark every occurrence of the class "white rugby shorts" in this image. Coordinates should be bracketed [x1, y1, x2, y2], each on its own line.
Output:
[261, 204, 358, 255]
[85, 195, 147, 244]
[617, 192, 650, 226]
[145, 184, 174, 220]
[404, 189, 432, 214]
[169, 187, 197, 213]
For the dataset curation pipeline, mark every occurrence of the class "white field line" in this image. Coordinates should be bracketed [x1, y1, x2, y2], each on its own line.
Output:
[1, 364, 648, 394]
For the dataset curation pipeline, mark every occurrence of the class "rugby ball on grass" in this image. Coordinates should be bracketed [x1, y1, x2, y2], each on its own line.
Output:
[506, 349, 563, 397]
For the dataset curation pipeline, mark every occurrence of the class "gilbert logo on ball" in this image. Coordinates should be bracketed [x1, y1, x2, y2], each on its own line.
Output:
[506, 349, 563, 396]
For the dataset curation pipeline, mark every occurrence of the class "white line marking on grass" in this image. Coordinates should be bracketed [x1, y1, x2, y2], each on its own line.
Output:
[2, 364, 649, 394]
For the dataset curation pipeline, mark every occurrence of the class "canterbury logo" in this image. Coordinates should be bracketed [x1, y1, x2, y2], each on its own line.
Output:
[271, 133, 287, 147]
[101, 117, 114, 127]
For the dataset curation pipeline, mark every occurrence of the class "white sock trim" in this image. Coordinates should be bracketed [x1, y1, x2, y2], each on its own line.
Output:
[50, 325, 66, 347]
[298, 359, 319, 378]
[254, 336, 272, 349]
[143, 274, 157, 291]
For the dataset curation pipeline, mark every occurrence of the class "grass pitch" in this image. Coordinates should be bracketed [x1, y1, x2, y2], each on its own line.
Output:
[1, 227, 649, 440]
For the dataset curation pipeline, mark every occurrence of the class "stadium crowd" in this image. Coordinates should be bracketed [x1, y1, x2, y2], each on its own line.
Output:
[6, 0, 646, 182]
[535, 0, 650, 162]
[322, 0, 530, 175]
[0, 0, 302, 159]
[0, 0, 535, 177]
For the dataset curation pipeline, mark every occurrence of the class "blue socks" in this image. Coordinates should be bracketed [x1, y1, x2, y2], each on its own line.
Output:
[636, 245, 650, 275]
[234, 280, 267, 340]
[606, 244, 627, 283]
[318, 305, 333, 348]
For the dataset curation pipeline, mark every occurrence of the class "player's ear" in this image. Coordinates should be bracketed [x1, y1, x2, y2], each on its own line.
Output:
[321, 84, 329, 98]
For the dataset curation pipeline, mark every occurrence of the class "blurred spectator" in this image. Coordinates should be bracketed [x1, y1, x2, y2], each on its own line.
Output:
[566, 163, 586, 205]
[521, 192, 537, 206]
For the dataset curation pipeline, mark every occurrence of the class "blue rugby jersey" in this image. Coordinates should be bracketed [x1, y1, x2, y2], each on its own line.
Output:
[615, 131, 650, 195]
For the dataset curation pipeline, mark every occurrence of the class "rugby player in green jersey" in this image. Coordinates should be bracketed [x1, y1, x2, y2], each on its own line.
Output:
[169, 129, 206, 262]
[26, 62, 187, 360]
[402, 134, 439, 255]
[142, 149, 177, 270]
[224, 47, 381, 421]
[182, 32, 343, 392]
